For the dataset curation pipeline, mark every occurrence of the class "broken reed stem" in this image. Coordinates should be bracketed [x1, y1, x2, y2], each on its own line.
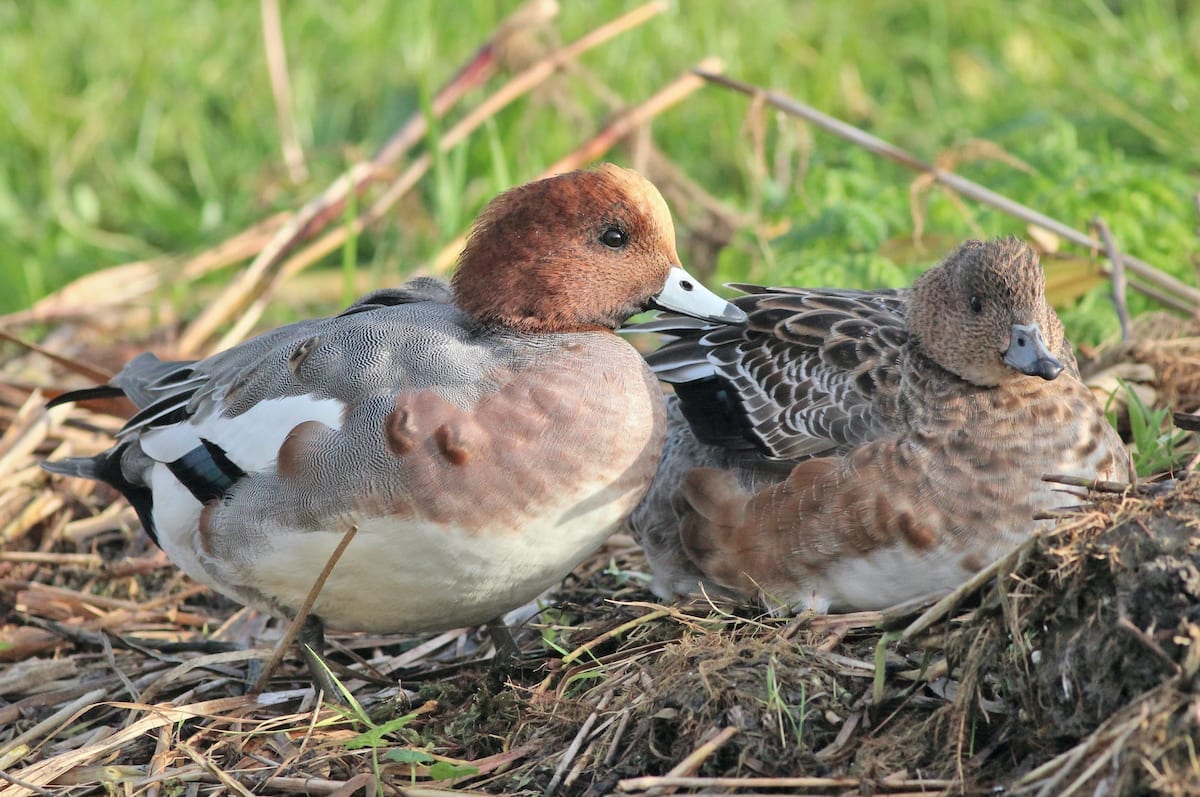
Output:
[429, 56, 724, 274]
[178, 212, 294, 282]
[695, 69, 1200, 314]
[206, 1, 667, 351]
[901, 539, 1029, 641]
[651, 726, 739, 791]
[439, 0, 668, 163]
[618, 775, 957, 792]
[252, 525, 358, 693]
[545, 57, 724, 175]
[1040, 473, 1132, 493]
[545, 692, 612, 797]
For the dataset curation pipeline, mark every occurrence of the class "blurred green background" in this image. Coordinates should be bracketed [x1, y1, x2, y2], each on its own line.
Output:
[2, 0, 1196, 342]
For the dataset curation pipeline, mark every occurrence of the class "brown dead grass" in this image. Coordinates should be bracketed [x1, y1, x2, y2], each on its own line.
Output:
[6, 371, 1200, 795]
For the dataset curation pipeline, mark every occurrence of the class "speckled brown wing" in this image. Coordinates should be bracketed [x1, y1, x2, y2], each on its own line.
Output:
[677, 436, 985, 612]
[639, 286, 910, 461]
[676, 355, 1131, 613]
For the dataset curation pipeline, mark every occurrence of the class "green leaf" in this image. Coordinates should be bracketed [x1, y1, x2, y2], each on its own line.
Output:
[343, 712, 420, 750]
[428, 761, 480, 782]
[385, 748, 435, 765]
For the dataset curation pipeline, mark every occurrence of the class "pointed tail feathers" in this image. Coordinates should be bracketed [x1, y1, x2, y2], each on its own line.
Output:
[40, 454, 104, 480]
[42, 446, 160, 546]
[45, 384, 126, 409]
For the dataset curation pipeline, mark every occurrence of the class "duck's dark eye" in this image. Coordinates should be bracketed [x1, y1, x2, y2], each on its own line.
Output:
[600, 227, 627, 249]
[970, 295, 983, 314]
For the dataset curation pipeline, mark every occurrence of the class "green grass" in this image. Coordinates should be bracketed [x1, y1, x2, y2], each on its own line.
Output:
[1119, 382, 1190, 477]
[2, 0, 1197, 343]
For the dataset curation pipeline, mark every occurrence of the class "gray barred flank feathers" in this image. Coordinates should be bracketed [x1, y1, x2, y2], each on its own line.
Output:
[39, 166, 739, 651]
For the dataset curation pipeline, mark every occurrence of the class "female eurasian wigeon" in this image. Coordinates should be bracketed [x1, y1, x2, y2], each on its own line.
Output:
[629, 238, 1130, 612]
[44, 164, 744, 686]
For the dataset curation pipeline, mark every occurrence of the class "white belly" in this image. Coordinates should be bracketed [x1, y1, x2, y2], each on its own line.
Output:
[157, 478, 643, 633]
[790, 545, 974, 612]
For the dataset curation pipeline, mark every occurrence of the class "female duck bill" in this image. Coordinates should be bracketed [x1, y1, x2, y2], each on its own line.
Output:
[1003, 322, 1064, 380]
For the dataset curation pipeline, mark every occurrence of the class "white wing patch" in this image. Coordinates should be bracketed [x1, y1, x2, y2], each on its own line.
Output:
[148, 464, 208, 584]
[139, 395, 346, 472]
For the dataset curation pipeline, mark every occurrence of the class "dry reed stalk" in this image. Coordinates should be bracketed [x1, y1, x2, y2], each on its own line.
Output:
[174, 0, 558, 355]
[260, 0, 308, 184]
[545, 691, 613, 797]
[695, 69, 1200, 315]
[0, 332, 112, 383]
[0, 213, 289, 331]
[637, 726, 740, 796]
[428, 57, 725, 274]
[205, 1, 668, 351]
[0, 694, 275, 796]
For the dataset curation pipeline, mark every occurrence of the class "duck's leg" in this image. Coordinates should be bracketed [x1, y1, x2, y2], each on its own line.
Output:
[486, 617, 519, 664]
[486, 614, 553, 675]
[299, 615, 347, 702]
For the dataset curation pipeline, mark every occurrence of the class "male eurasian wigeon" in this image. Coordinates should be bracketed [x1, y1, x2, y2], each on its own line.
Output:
[43, 164, 744, 688]
[628, 238, 1131, 612]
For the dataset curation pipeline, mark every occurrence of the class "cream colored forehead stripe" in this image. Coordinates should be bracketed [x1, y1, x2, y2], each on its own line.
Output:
[644, 183, 677, 251]
[599, 165, 678, 252]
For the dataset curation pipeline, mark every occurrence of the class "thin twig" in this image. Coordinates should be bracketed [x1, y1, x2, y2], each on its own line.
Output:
[1040, 473, 1132, 493]
[253, 525, 358, 692]
[619, 774, 955, 791]
[0, 330, 113, 383]
[0, 688, 107, 760]
[176, 739, 256, 797]
[604, 709, 634, 768]
[1116, 616, 1182, 674]
[0, 768, 57, 797]
[1092, 217, 1132, 340]
[694, 70, 1200, 314]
